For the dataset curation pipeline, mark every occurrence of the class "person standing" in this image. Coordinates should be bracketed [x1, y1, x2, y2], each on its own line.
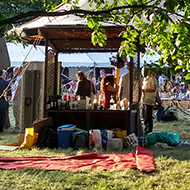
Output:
[0, 70, 12, 132]
[118, 64, 143, 136]
[158, 74, 166, 87]
[100, 74, 118, 109]
[87, 70, 96, 102]
[87, 70, 96, 91]
[12, 67, 22, 131]
[1, 69, 10, 129]
[75, 71, 92, 98]
[141, 66, 157, 135]
[96, 69, 106, 92]
[67, 81, 76, 95]
[118, 62, 130, 101]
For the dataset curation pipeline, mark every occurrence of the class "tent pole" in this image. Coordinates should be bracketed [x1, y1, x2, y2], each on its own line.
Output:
[44, 36, 48, 117]
[54, 51, 59, 95]
[129, 56, 134, 134]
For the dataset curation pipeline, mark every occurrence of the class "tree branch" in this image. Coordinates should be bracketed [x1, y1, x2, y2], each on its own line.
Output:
[0, 4, 160, 26]
[0, 4, 186, 27]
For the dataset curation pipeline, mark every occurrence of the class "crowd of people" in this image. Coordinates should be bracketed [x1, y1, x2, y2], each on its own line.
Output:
[158, 73, 189, 100]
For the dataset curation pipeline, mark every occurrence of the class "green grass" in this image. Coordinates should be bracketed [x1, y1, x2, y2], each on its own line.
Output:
[0, 107, 190, 190]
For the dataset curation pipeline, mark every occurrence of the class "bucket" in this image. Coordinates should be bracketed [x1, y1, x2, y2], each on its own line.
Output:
[57, 124, 76, 148]
[107, 138, 123, 151]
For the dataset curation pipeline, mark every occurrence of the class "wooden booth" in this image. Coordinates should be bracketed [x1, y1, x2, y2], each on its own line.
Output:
[12, 3, 145, 135]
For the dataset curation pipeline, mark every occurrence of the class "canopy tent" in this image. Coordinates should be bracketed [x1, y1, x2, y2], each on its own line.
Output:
[8, 1, 151, 135]
[9, 1, 145, 53]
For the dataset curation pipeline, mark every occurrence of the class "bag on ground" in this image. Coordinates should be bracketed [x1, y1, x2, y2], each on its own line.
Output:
[35, 126, 57, 149]
[72, 131, 86, 149]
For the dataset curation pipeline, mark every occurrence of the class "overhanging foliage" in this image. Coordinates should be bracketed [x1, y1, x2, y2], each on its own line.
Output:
[1, 0, 190, 80]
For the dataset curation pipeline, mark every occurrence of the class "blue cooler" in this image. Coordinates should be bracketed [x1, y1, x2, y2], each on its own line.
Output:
[57, 124, 76, 148]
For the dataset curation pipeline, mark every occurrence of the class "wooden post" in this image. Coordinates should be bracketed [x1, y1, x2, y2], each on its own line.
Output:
[44, 36, 48, 117]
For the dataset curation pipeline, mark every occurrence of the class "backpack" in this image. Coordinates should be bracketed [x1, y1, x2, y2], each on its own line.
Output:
[162, 107, 178, 122]
[35, 126, 58, 149]
[71, 131, 86, 149]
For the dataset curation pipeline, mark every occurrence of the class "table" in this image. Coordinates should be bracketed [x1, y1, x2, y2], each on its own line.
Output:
[47, 109, 136, 135]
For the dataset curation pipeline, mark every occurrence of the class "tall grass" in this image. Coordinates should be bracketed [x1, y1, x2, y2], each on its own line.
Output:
[0, 107, 190, 190]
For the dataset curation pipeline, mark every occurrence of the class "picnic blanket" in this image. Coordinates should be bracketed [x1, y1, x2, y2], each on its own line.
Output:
[0, 146, 155, 172]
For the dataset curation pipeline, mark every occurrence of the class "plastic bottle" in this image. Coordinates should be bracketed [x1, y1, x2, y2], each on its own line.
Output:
[116, 98, 120, 110]
[93, 96, 98, 110]
[98, 94, 104, 110]
[62, 96, 67, 110]
[110, 95, 115, 110]
[50, 96, 54, 110]
[73, 96, 78, 110]
[57, 96, 62, 109]
[46, 97, 51, 110]
[67, 95, 71, 109]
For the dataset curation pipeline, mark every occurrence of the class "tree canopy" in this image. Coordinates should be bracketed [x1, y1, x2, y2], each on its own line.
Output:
[1, 0, 190, 80]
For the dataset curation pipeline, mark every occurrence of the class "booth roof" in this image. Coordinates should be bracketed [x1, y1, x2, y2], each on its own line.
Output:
[10, 2, 145, 53]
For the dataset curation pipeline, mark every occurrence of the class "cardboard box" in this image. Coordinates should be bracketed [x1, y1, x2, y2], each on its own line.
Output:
[5, 117, 53, 148]
[33, 117, 53, 134]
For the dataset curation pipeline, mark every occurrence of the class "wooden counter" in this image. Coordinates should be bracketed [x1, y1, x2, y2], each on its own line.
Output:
[47, 109, 135, 134]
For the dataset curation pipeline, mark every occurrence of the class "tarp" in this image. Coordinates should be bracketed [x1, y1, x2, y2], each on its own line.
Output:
[0, 146, 155, 172]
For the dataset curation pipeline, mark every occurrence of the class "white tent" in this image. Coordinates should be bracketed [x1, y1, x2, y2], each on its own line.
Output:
[7, 42, 160, 69]
[7, 42, 115, 68]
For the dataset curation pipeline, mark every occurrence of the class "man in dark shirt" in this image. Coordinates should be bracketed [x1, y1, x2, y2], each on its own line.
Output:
[0, 69, 12, 132]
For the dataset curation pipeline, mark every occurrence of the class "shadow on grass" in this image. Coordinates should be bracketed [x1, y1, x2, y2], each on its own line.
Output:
[145, 145, 190, 161]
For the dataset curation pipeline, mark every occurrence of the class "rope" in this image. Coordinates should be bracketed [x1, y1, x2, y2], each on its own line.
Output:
[172, 100, 190, 117]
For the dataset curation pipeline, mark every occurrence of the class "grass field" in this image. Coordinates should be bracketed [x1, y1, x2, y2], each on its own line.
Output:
[0, 106, 190, 190]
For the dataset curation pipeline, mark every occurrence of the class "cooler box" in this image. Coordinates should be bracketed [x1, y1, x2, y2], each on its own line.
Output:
[57, 124, 76, 148]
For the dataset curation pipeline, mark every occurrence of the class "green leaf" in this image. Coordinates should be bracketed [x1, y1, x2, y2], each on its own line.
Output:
[164, 0, 178, 12]
[185, 73, 190, 80]
[146, 49, 151, 55]
[87, 18, 99, 29]
[133, 17, 140, 23]
[175, 65, 184, 71]
[89, 1, 93, 7]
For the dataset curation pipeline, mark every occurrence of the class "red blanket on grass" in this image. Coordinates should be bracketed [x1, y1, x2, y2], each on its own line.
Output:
[0, 146, 155, 172]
